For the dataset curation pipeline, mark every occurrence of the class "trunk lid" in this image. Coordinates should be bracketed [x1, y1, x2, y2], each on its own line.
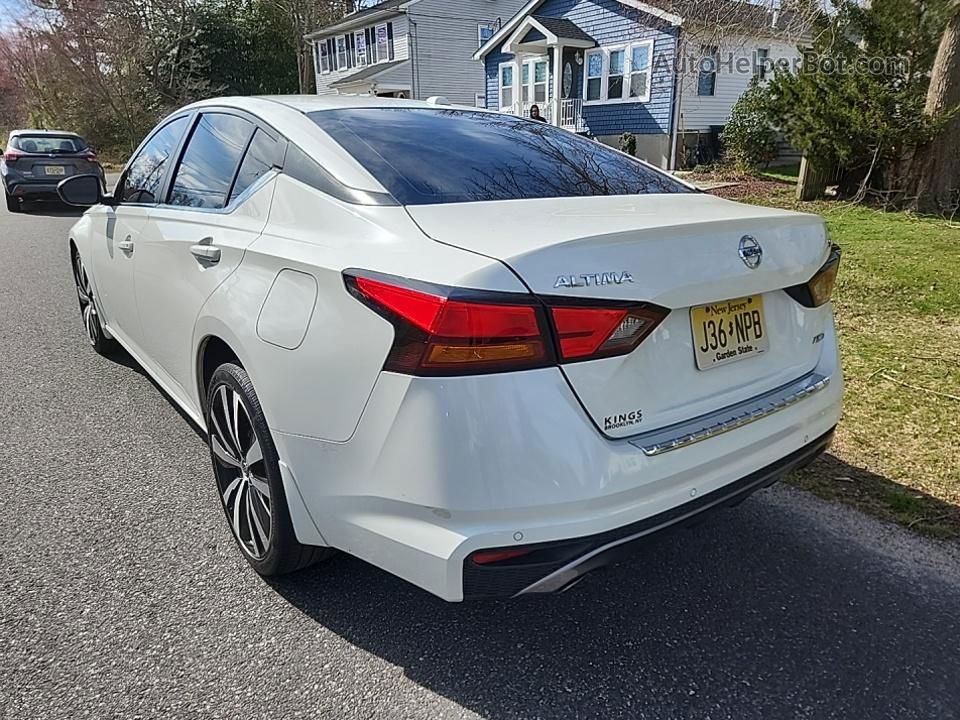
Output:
[407, 194, 833, 437]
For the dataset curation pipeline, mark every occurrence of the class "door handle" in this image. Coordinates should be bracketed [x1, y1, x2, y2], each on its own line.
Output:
[118, 237, 134, 254]
[190, 243, 221, 264]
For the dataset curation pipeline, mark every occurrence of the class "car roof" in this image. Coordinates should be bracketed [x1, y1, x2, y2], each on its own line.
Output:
[185, 94, 488, 115]
[11, 129, 82, 137]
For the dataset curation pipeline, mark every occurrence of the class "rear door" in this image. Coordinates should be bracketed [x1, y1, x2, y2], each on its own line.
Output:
[134, 112, 280, 396]
[90, 116, 190, 352]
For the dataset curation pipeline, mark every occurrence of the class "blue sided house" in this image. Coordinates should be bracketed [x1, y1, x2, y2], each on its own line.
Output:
[475, 0, 804, 169]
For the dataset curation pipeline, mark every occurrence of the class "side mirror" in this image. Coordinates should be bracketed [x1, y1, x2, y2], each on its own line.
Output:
[58, 173, 113, 207]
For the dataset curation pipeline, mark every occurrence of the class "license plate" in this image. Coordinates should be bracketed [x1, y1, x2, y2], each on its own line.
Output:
[45, 166, 66, 176]
[691, 295, 769, 370]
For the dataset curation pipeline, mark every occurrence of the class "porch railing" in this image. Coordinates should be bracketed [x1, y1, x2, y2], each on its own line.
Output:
[558, 99, 585, 133]
[504, 99, 584, 133]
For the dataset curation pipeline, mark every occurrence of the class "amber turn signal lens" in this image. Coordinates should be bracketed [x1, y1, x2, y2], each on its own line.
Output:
[808, 258, 839, 306]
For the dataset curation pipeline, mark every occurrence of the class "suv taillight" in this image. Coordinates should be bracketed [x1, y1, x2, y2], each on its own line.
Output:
[2, 149, 23, 163]
[82, 151, 97, 162]
[345, 271, 668, 376]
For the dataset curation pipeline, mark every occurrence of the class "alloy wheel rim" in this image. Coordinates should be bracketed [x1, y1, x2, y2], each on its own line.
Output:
[209, 384, 272, 560]
[73, 254, 99, 347]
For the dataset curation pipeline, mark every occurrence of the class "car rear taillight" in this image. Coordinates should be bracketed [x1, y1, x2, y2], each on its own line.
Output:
[345, 272, 555, 375]
[786, 244, 841, 308]
[547, 304, 668, 361]
[2, 149, 23, 163]
[345, 271, 669, 375]
[82, 151, 97, 162]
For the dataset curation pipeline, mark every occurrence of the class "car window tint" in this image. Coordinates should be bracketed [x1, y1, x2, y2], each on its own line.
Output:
[308, 108, 692, 205]
[229, 129, 279, 203]
[168, 113, 253, 209]
[12, 135, 86, 153]
[121, 117, 189, 204]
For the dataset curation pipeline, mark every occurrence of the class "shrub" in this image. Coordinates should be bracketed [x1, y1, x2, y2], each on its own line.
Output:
[619, 132, 637, 156]
[723, 80, 778, 171]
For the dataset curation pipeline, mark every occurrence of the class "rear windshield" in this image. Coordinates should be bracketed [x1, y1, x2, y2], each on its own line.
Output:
[12, 135, 87, 153]
[308, 108, 691, 205]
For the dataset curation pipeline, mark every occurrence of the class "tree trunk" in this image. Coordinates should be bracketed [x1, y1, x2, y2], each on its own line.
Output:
[906, 7, 960, 214]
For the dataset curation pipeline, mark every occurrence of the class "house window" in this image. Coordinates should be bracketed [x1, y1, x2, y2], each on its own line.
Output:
[355, 30, 367, 67]
[521, 63, 530, 103]
[319, 41, 330, 73]
[630, 41, 652, 100]
[376, 23, 394, 62]
[336, 36, 348, 70]
[608, 49, 625, 100]
[698, 45, 718, 96]
[499, 63, 515, 110]
[533, 60, 547, 104]
[478, 22, 496, 48]
[755, 48, 769, 80]
[585, 51, 603, 101]
[327, 38, 336, 70]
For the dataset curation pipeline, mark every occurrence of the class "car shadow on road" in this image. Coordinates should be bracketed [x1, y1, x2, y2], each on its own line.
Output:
[268, 471, 959, 720]
[19, 202, 86, 218]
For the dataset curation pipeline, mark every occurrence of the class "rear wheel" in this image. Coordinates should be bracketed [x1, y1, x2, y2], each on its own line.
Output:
[71, 250, 115, 354]
[5, 191, 19, 213]
[206, 363, 334, 576]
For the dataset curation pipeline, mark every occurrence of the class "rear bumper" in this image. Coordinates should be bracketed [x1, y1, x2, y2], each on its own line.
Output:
[463, 428, 834, 598]
[273, 315, 843, 601]
[5, 181, 62, 198]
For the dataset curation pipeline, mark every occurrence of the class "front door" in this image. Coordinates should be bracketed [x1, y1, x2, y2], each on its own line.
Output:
[134, 113, 279, 401]
[521, 58, 550, 118]
[91, 115, 191, 352]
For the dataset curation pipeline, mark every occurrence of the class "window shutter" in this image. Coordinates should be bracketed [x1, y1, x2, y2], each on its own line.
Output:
[387, 22, 395, 60]
[366, 27, 374, 64]
[328, 38, 336, 70]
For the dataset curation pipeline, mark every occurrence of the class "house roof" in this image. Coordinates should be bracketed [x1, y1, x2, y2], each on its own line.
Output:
[475, 0, 681, 59]
[305, 0, 406, 40]
[475, 0, 811, 59]
[530, 16, 595, 43]
[329, 59, 409, 88]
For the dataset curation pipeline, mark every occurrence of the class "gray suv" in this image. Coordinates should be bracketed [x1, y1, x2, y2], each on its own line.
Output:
[2, 130, 105, 212]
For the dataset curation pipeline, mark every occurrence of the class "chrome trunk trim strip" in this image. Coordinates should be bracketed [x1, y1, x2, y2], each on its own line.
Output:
[628, 373, 831, 456]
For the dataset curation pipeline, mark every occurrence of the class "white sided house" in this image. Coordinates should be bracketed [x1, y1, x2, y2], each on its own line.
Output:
[306, 0, 530, 106]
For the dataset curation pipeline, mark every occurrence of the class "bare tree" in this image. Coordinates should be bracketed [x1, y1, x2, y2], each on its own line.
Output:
[266, 0, 356, 93]
[902, 1, 960, 215]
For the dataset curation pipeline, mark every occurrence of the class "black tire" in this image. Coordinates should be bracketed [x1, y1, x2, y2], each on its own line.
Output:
[206, 363, 334, 576]
[71, 249, 116, 355]
[5, 191, 19, 213]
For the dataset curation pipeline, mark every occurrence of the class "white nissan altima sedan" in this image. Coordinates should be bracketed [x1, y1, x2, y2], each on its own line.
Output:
[59, 95, 842, 600]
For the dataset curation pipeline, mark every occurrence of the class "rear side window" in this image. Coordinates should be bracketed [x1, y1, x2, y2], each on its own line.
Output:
[168, 113, 253, 209]
[229, 129, 280, 203]
[121, 116, 189, 203]
[308, 108, 691, 205]
[12, 135, 87, 153]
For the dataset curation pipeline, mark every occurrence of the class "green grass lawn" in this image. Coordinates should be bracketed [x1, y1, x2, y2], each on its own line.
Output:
[760, 163, 801, 184]
[741, 189, 960, 539]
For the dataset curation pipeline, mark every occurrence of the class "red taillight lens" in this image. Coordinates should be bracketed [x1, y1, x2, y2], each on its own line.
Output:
[347, 273, 553, 375]
[82, 151, 97, 162]
[3, 149, 23, 163]
[471, 548, 533, 565]
[549, 304, 668, 361]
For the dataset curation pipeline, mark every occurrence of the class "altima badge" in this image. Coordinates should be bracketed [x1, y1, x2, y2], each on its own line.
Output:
[738, 236, 763, 269]
[554, 271, 634, 289]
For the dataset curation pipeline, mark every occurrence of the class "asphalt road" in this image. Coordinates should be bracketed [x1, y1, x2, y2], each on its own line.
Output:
[2, 197, 960, 720]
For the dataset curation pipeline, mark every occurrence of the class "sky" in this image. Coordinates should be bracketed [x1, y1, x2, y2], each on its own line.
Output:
[0, 0, 31, 32]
